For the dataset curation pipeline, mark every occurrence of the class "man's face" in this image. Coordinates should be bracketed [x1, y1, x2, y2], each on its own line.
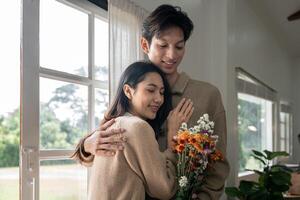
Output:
[141, 26, 185, 76]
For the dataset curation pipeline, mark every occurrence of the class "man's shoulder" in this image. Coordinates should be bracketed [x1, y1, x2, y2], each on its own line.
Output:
[187, 77, 220, 95]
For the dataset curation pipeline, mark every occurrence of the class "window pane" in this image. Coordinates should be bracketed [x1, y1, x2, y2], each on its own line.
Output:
[238, 93, 273, 173]
[95, 18, 108, 81]
[280, 112, 291, 153]
[0, 1, 20, 199]
[40, 0, 88, 76]
[40, 78, 88, 149]
[95, 88, 109, 127]
[40, 160, 87, 200]
[280, 139, 286, 151]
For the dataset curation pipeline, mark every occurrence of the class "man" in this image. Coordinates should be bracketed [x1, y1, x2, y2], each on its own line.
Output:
[73, 4, 229, 200]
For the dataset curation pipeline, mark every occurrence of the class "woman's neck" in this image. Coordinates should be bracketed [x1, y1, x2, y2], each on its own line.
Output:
[166, 72, 179, 88]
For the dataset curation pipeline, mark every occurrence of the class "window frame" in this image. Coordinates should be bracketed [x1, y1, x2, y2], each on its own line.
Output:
[277, 103, 293, 162]
[21, 0, 108, 199]
[235, 67, 278, 179]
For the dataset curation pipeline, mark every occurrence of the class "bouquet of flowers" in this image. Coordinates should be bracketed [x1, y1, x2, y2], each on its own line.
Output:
[174, 113, 223, 200]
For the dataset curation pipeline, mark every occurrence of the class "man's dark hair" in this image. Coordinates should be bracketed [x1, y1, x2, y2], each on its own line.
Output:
[142, 4, 194, 43]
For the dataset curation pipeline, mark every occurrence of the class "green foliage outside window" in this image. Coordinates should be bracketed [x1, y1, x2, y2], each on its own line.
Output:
[238, 97, 263, 172]
[0, 66, 107, 168]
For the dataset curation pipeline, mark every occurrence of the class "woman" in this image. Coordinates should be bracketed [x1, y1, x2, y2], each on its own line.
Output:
[86, 61, 177, 200]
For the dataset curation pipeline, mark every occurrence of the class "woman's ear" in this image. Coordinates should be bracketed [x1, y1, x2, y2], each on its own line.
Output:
[123, 84, 133, 100]
[140, 37, 150, 54]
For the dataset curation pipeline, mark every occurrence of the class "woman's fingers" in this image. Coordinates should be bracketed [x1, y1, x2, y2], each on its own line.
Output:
[181, 99, 193, 114]
[185, 107, 194, 122]
[173, 98, 194, 122]
[183, 100, 193, 118]
[174, 98, 186, 112]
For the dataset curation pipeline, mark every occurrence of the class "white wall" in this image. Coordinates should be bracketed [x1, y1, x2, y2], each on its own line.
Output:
[292, 58, 300, 162]
[226, 0, 295, 186]
[132, 0, 228, 104]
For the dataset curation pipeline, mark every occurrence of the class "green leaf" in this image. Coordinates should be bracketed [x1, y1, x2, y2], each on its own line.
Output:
[225, 187, 242, 198]
[270, 171, 291, 186]
[269, 183, 290, 193]
[239, 180, 256, 195]
[269, 193, 284, 200]
[263, 150, 272, 160]
[251, 155, 266, 165]
[248, 187, 268, 200]
[263, 150, 289, 160]
[269, 151, 289, 160]
[258, 173, 267, 186]
[252, 149, 267, 159]
[271, 165, 293, 173]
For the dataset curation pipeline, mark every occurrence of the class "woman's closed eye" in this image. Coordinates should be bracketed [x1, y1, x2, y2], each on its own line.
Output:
[147, 89, 155, 93]
[160, 89, 165, 95]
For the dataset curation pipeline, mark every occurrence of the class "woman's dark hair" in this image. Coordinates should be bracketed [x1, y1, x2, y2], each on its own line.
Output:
[105, 61, 172, 137]
[142, 4, 194, 44]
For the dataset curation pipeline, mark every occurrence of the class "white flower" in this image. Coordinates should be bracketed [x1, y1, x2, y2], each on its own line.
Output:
[200, 121, 205, 126]
[189, 128, 196, 134]
[194, 126, 200, 132]
[180, 122, 187, 130]
[179, 176, 188, 187]
[209, 121, 215, 128]
[205, 124, 211, 130]
[203, 113, 209, 121]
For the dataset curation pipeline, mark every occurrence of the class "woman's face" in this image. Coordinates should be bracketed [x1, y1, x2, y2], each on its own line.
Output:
[126, 72, 164, 120]
[141, 26, 185, 76]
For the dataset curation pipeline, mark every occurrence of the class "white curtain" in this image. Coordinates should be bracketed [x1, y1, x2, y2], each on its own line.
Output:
[108, 0, 149, 99]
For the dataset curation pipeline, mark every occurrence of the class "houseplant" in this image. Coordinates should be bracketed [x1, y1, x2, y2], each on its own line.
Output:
[225, 150, 292, 200]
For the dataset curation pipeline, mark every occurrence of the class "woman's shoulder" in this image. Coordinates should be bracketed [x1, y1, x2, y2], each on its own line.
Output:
[116, 115, 154, 137]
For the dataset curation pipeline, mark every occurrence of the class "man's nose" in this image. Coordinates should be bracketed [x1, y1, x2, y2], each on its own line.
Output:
[166, 47, 177, 60]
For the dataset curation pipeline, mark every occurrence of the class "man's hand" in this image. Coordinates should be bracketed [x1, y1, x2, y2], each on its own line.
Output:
[84, 119, 126, 157]
[167, 98, 194, 147]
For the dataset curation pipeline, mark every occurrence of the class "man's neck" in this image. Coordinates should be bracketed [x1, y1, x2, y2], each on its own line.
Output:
[166, 72, 179, 88]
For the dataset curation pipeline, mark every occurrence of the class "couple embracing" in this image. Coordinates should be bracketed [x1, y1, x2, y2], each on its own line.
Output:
[73, 4, 229, 200]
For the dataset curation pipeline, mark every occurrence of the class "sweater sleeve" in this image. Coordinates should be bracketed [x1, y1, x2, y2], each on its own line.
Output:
[123, 119, 177, 200]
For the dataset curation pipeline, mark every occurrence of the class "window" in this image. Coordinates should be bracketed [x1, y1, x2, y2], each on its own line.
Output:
[236, 68, 277, 175]
[279, 104, 292, 155]
[21, 0, 109, 199]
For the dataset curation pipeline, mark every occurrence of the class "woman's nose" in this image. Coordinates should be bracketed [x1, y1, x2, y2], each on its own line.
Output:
[154, 93, 163, 104]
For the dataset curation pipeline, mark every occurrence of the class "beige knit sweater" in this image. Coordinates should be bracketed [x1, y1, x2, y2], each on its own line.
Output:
[88, 114, 177, 200]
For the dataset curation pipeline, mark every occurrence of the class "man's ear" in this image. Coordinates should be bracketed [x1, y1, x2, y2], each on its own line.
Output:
[140, 37, 150, 54]
[123, 84, 133, 100]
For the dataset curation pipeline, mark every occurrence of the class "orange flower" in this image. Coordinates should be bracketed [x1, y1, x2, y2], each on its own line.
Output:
[209, 150, 223, 161]
[177, 131, 190, 144]
[188, 136, 197, 144]
[175, 144, 185, 153]
[189, 150, 196, 158]
[193, 143, 203, 153]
